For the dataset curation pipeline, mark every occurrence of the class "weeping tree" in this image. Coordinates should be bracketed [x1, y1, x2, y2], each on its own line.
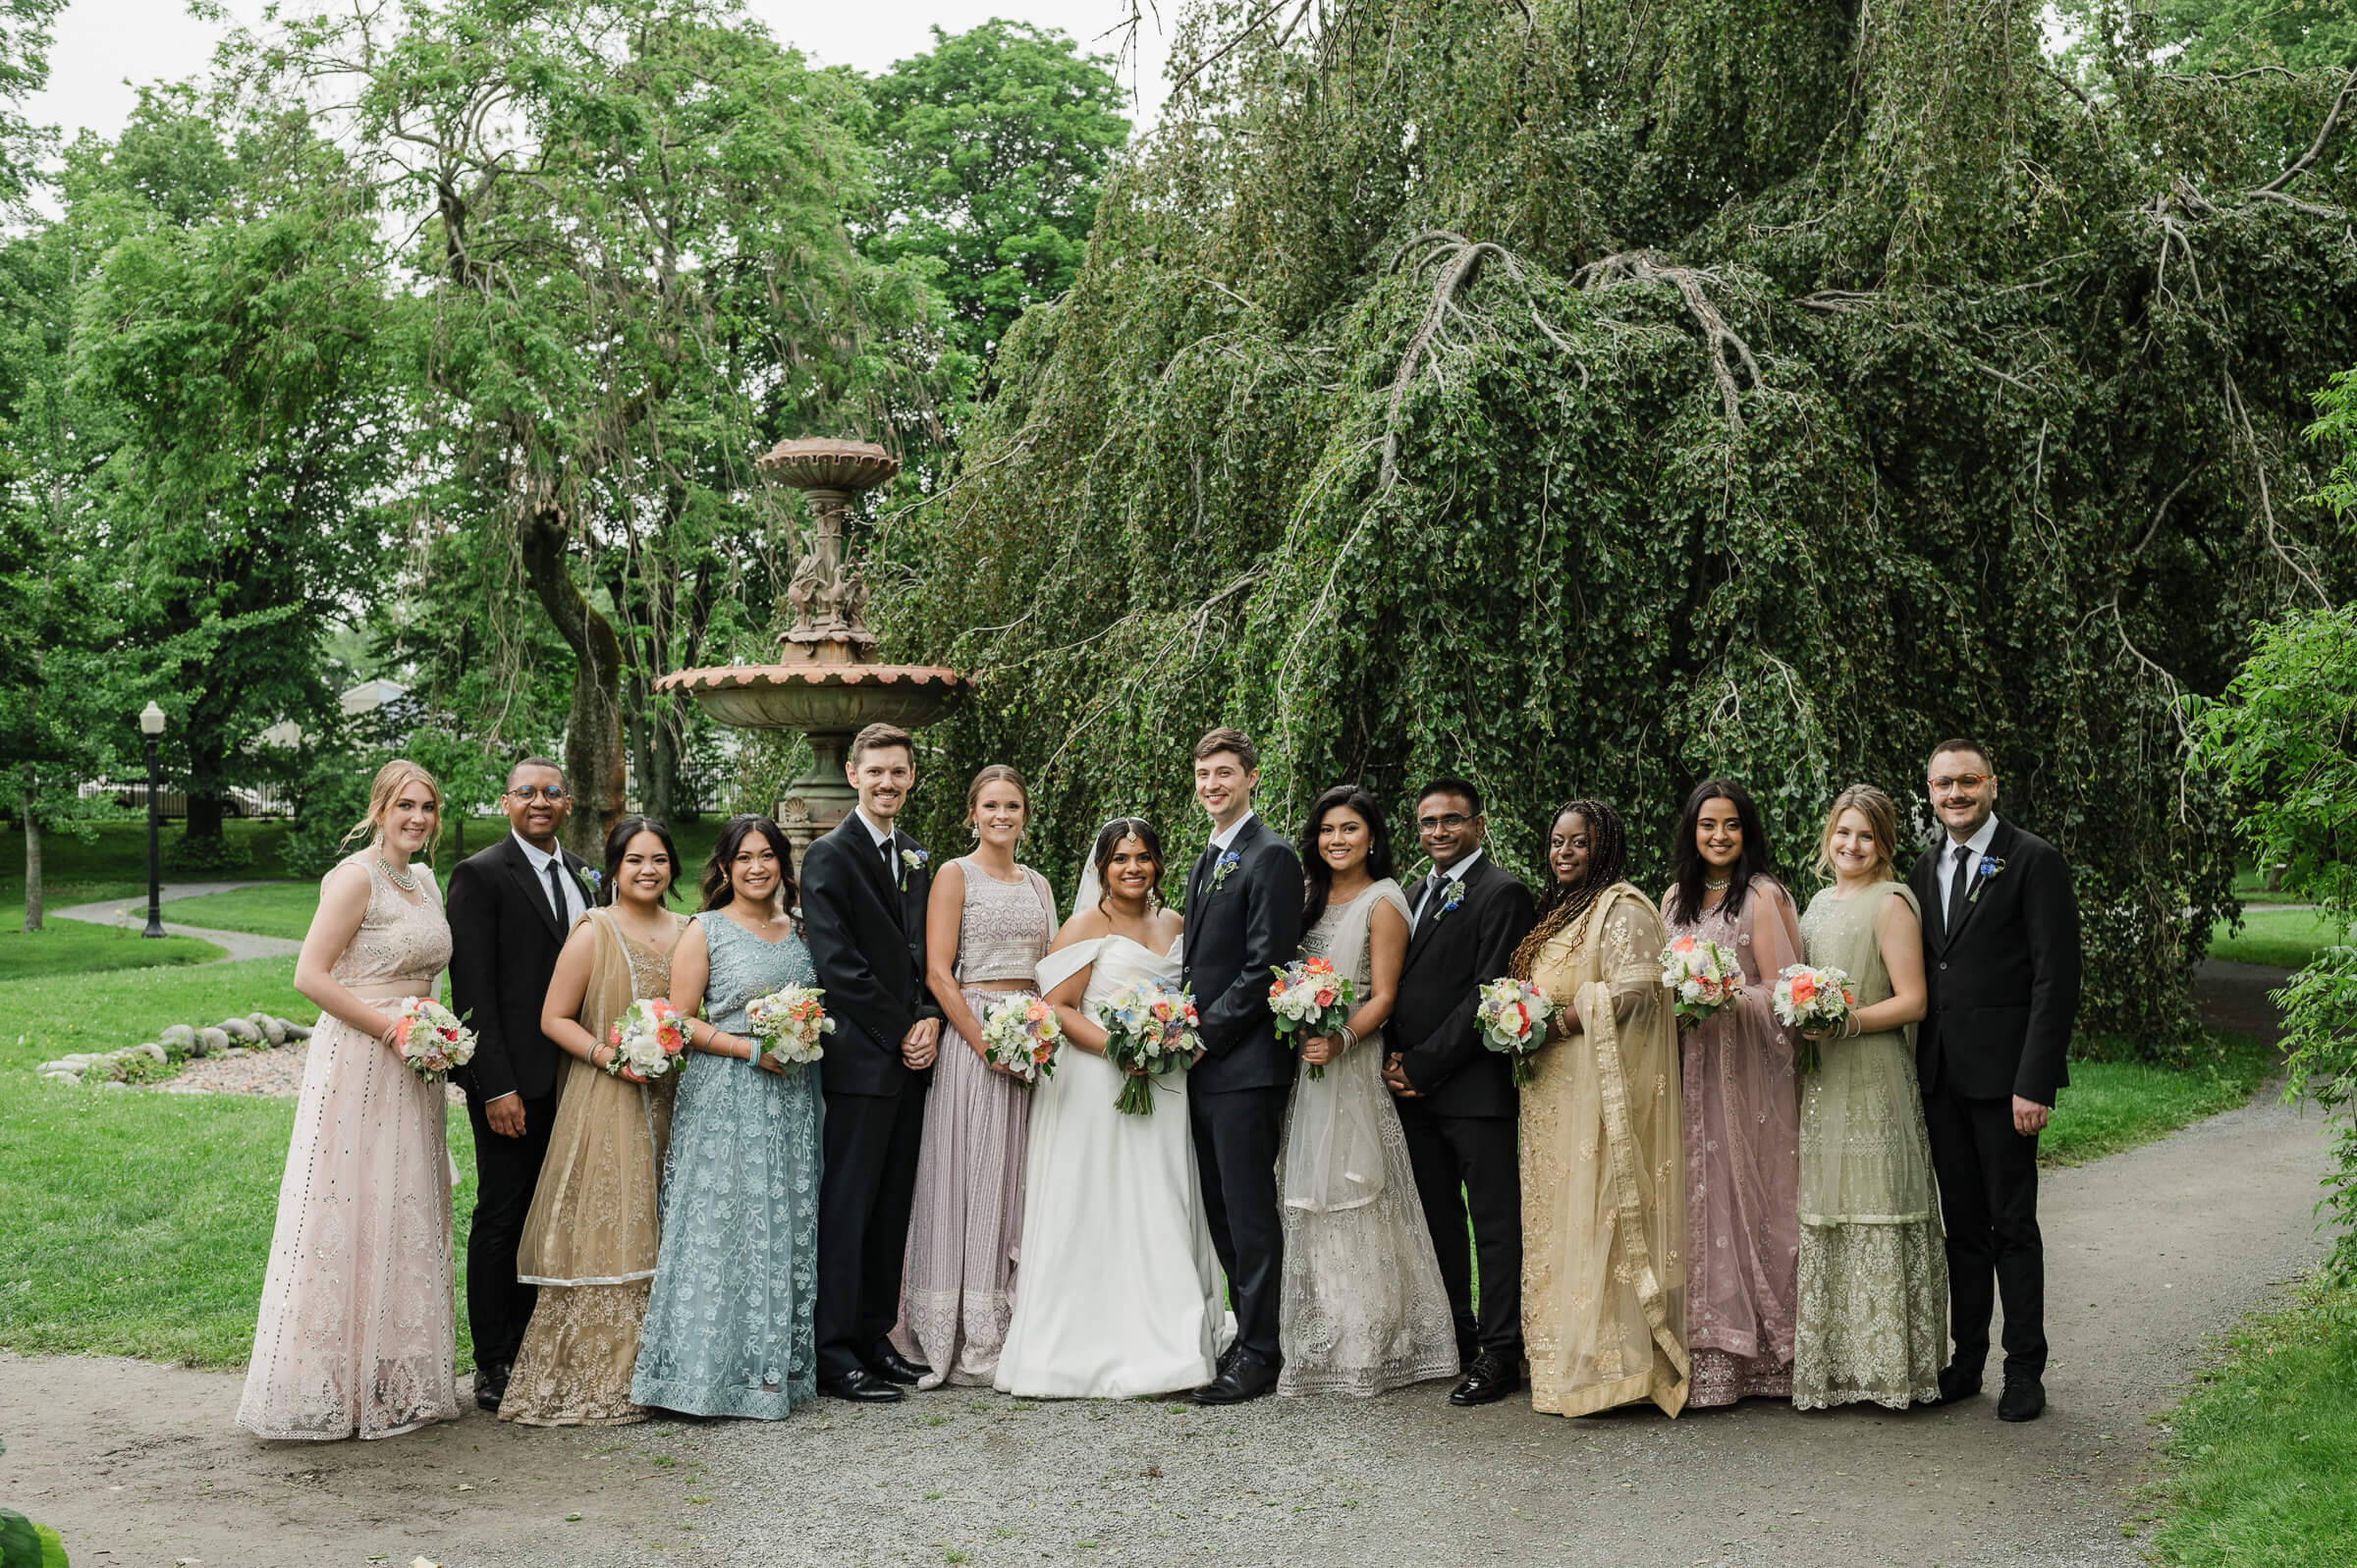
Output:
[882, 0, 2357, 1047]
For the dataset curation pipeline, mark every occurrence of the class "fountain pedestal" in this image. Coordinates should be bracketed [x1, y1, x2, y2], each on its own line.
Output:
[657, 438, 968, 871]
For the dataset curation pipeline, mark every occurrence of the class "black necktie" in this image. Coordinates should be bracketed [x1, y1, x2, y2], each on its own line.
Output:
[1417, 872, 1445, 926]
[1948, 843, 1973, 926]
[547, 858, 571, 923]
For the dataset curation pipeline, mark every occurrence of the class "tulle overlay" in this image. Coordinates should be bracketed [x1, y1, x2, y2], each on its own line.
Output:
[1276, 882, 1457, 1397]
[1520, 886, 1689, 1419]
[502, 910, 683, 1427]
[1791, 883, 1949, 1410]
[237, 855, 461, 1441]
[630, 914, 823, 1419]
[1667, 878, 1804, 1408]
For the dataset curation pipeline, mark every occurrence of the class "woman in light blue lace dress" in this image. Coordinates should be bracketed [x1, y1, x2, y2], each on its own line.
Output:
[630, 815, 824, 1419]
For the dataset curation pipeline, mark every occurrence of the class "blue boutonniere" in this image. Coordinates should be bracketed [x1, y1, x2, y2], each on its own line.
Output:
[1966, 854, 2006, 904]
[900, 847, 929, 892]
[1431, 876, 1467, 924]
[576, 866, 602, 897]
[1209, 847, 1241, 893]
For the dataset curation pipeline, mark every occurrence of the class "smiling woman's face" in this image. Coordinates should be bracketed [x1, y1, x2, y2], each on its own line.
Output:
[1549, 811, 1592, 886]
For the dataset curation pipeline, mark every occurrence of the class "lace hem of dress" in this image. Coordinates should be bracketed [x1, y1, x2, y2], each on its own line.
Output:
[1277, 1350, 1458, 1399]
[1687, 1347, 1793, 1407]
[901, 1284, 1014, 1387]
[1790, 1217, 1946, 1411]
[236, 1357, 459, 1441]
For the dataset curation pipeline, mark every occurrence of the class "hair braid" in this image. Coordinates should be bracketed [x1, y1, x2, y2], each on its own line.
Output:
[1507, 798, 1629, 980]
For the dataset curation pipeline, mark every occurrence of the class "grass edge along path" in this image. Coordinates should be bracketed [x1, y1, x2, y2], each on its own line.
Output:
[2041, 1032, 2279, 1168]
[2147, 1275, 2357, 1566]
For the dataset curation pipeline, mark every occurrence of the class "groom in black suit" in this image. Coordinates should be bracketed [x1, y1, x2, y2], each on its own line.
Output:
[1180, 728, 1303, 1405]
[1910, 737, 2081, 1424]
[800, 722, 941, 1403]
[1382, 778, 1536, 1406]
[446, 756, 599, 1411]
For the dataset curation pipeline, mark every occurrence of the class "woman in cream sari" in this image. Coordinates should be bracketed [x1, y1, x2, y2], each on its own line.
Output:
[1516, 798, 1688, 1419]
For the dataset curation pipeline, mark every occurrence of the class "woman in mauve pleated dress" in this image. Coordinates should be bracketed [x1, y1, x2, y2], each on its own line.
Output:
[891, 765, 1058, 1388]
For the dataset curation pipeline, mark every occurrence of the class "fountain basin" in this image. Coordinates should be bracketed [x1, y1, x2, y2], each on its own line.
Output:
[656, 662, 969, 733]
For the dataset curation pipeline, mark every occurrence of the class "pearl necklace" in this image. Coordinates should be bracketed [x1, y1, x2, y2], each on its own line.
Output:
[378, 855, 420, 893]
[1704, 873, 1734, 892]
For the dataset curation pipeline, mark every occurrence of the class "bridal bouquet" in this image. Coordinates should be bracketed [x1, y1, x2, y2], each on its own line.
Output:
[747, 984, 833, 1068]
[980, 994, 1062, 1084]
[390, 997, 475, 1082]
[1772, 964, 1858, 1074]
[1093, 980, 1200, 1116]
[607, 997, 689, 1080]
[1474, 977, 1555, 1087]
[1659, 935, 1744, 1024]
[1267, 955, 1354, 1080]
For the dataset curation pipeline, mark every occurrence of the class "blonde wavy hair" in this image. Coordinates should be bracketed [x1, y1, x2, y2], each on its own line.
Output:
[340, 759, 445, 864]
[1812, 784, 1900, 885]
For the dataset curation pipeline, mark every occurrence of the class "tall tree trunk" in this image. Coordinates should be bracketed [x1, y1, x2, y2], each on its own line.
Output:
[519, 498, 627, 860]
[21, 791, 41, 934]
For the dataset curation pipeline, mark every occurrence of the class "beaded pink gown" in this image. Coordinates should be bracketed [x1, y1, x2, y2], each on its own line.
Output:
[237, 854, 461, 1440]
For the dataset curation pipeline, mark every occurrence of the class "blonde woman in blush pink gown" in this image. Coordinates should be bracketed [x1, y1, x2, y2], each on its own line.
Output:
[238, 761, 461, 1440]
[1660, 779, 1805, 1408]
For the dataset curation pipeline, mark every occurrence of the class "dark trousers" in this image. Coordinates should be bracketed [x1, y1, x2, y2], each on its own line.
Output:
[1923, 1087, 2047, 1379]
[816, 1087, 928, 1382]
[464, 1090, 556, 1372]
[1188, 1084, 1289, 1370]
[1396, 1099, 1522, 1363]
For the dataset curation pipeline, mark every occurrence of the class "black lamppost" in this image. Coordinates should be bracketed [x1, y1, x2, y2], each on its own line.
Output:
[139, 702, 166, 940]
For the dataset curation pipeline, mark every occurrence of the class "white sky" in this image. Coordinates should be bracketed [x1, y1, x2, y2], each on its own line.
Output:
[27, 1, 1172, 144]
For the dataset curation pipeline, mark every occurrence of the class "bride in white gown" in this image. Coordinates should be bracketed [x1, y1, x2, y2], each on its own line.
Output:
[995, 819, 1226, 1399]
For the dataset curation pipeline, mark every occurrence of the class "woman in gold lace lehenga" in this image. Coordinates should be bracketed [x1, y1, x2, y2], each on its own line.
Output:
[1516, 799, 1688, 1419]
[500, 817, 686, 1426]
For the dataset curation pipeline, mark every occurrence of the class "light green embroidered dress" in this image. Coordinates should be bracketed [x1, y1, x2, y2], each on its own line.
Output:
[1791, 881, 1948, 1409]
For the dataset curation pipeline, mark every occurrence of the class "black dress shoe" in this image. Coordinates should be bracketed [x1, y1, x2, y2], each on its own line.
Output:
[869, 1346, 931, 1386]
[818, 1369, 904, 1403]
[1190, 1354, 1279, 1406]
[1935, 1363, 1983, 1406]
[1449, 1351, 1523, 1407]
[473, 1360, 511, 1413]
[1997, 1374, 2046, 1423]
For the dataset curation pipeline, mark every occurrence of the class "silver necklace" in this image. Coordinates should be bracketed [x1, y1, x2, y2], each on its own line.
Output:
[1703, 872, 1734, 892]
[378, 855, 420, 892]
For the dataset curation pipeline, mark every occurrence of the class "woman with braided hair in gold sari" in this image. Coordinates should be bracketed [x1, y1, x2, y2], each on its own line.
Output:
[1514, 799, 1689, 1419]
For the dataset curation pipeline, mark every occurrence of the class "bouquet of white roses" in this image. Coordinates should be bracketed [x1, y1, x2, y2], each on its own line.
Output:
[1772, 964, 1857, 1074]
[389, 997, 475, 1082]
[1659, 934, 1744, 1024]
[980, 994, 1063, 1084]
[1094, 980, 1200, 1115]
[1267, 955, 1353, 1080]
[746, 984, 833, 1068]
[1473, 976, 1555, 1087]
[607, 997, 689, 1080]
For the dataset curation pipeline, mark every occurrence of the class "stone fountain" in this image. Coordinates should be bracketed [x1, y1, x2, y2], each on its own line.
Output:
[657, 437, 968, 869]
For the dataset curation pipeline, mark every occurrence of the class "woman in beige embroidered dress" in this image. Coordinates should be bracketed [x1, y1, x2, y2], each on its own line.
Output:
[239, 761, 461, 1440]
[1516, 799, 1688, 1419]
[501, 817, 686, 1426]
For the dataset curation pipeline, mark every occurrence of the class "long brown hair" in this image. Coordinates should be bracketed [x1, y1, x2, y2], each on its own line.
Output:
[1508, 798, 1630, 979]
[338, 760, 443, 865]
[700, 814, 797, 927]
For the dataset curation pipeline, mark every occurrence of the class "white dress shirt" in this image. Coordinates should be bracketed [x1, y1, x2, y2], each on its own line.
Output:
[1411, 847, 1484, 932]
[856, 807, 899, 874]
[513, 830, 585, 928]
[1208, 811, 1257, 854]
[1943, 814, 2001, 927]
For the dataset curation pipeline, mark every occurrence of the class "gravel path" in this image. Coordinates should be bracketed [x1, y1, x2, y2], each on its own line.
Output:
[0, 967, 2327, 1568]
[50, 880, 302, 963]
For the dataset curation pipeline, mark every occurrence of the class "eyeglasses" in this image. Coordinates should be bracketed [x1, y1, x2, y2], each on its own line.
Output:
[1417, 813, 1475, 832]
[507, 785, 569, 802]
[1926, 774, 1990, 792]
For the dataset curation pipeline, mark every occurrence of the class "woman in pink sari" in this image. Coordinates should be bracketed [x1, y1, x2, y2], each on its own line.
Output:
[1659, 779, 1804, 1407]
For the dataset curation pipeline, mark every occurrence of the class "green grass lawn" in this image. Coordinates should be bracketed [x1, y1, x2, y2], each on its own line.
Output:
[0, 956, 479, 1371]
[2042, 1034, 2278, 1167]
[0, 922, 222, 981]
[2209, 908, 2342, 969]
[161, 882, 319, 941]
[2150, 1277, 2357, 1566]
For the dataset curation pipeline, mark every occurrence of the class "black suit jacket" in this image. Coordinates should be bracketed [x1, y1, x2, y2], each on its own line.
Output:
[1909, 818, 2082, 1106]
[446, 834, 598, 1105]
[1392, 855, 1537, 1118]
[1180, 814, 1305, 1096]
[799, 816, 940, 1099]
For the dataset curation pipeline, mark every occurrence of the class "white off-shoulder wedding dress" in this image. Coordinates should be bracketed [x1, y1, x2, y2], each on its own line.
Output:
[993, 931, 1225, 1398]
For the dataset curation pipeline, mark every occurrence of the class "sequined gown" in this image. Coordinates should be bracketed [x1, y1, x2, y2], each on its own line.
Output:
[1665, 876, 1804, 1407]
[630, 912, 824, 1419]
[500, 908, 685, 1426]
[238, 854, 460, 1440]
[893, 857, 1057, 1389]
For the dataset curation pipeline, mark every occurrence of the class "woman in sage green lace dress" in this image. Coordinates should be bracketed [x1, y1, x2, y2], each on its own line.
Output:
[1791, 784, 1948, 1410]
